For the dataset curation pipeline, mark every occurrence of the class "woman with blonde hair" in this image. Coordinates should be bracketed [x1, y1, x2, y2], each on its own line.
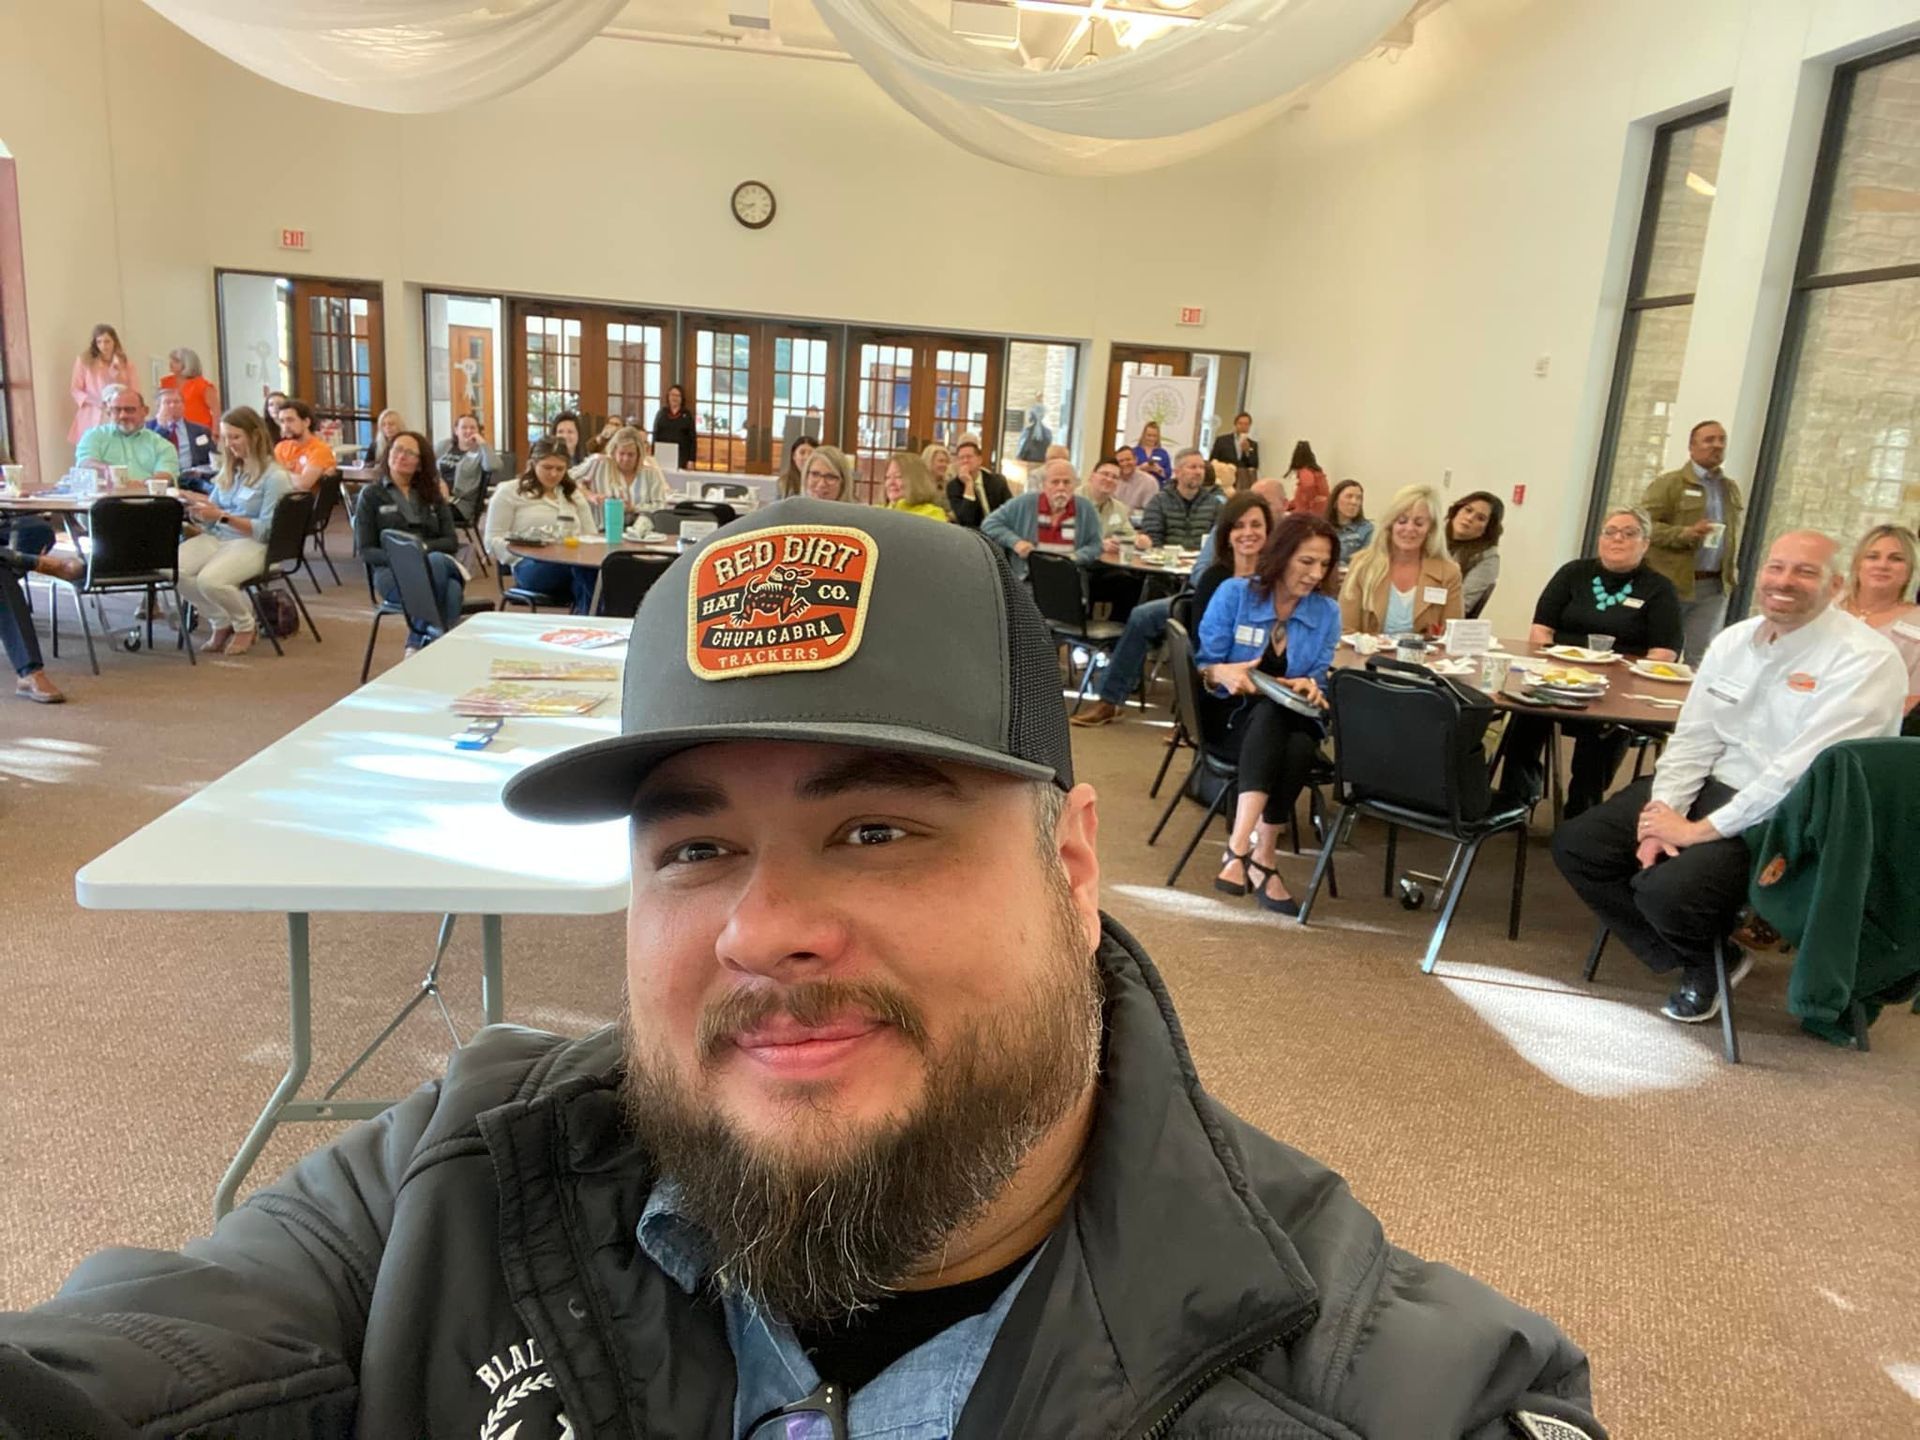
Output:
[176, 407, 292, 657]
[368, 409, 406, 467]
[778, 434, 819, 498]
[69, 324, 134, 442]
[1840, 523, 1920, 719]
[800, 444, 856, 502]
[571, 425, 668, 524]
[159, 347, 220, 430]
[921, 442, 953, 489]
[1339, 483, 1463, 635]
[883, 452, 950, 521]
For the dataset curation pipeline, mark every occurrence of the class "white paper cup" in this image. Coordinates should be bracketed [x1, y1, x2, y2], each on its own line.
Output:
[1703, 523, 1726, 547]
[108, 465, 130, 488]
[146, 478, 169, 496]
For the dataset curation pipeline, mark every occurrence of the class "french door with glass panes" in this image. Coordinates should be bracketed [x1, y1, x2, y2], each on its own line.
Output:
[1103, 346, 1189, 456]
[843, 331, 1003, 501]
[681, 317, 837, 475]
[509, 300, 675, 456]
[291, 280, 385, 451]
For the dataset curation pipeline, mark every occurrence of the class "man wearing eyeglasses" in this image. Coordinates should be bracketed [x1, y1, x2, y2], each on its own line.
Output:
[0, 502, 1603, 1440]
[74, 388, 179, 484]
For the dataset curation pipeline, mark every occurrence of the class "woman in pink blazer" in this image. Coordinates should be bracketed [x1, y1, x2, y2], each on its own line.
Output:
[69, 324, 134, 443]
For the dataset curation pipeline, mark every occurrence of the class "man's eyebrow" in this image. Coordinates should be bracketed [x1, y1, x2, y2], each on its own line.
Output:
[629, 779, 730, 827]
[797, 753, 966, 802]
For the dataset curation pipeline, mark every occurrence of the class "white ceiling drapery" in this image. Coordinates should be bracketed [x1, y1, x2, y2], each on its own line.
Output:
[141, 0, 630, 113]
[140, 0, 1412, 171]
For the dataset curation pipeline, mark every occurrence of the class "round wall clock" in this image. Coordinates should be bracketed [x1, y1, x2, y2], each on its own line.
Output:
[731, 180, 776, 230]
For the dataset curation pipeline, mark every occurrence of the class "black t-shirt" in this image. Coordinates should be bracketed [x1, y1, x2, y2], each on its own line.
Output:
[1533, 558, 1683, 656]
[791, 1249, 1035, 1395]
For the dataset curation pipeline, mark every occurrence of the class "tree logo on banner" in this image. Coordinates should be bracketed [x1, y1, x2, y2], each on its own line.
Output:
[1126, 376, 1202, 449]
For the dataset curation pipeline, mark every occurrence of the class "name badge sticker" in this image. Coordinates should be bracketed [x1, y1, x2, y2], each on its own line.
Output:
[1422, 586, 1449, 605]
[1234, 624, 1267, 649]
[1684, 486, 1703, 496]
[1621, 597, 1645, 609]
[1893, 620, 1920, 642]
[1705, 677, 1748, 705]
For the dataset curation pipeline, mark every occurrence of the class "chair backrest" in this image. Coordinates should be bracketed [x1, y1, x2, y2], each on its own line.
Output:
[649, 507, 683, 536]
[1164, 619, 1236, 755]
[380, 530, 449, 639]
[595, 549, 676, 618]
[85, 495, 185, 583]
[309, 471, 343, 532]
[1326, 657, 1495, 828]
[1168, 587, 1195, 635]
[1026, 551, 1088, 630]
[1465, 583, 1495, 621]
[674, 499, 737, 525]
[262, 489, 317, 569]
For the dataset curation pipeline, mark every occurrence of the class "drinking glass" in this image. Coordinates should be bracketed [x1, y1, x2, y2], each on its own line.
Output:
[1586, 635, 1616, 654]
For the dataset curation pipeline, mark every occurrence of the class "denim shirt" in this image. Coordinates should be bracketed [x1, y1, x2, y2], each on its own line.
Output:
[1690, 461, 1727, 574]
[637, 1182, 1035, 1440]
[207, 464, 291, 547]
[1194, 579, 1341, 690]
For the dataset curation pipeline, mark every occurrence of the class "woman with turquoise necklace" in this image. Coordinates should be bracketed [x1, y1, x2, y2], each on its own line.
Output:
[1494, 505, 1683, 817]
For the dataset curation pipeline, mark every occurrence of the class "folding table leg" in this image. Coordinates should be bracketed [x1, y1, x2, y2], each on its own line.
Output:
[481, 915, 504, 1027]
[214, 914, 314, 1222]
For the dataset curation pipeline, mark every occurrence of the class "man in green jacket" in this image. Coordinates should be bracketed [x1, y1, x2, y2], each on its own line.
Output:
[1642, 418, 1744, 663]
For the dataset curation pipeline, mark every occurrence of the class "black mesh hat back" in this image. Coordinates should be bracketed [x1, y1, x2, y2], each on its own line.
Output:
[504, 498, 1075, 823]
[984, 533, 1075, 789]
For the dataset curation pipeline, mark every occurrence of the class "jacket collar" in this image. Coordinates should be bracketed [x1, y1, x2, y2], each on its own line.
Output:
[489, 917, 1320, 1439]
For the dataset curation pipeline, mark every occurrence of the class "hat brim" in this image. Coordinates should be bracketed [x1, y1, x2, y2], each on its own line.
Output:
[502, 720, 1060, 824]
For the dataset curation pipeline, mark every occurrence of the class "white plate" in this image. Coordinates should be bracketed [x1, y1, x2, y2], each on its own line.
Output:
[1542, 645, 1621, 664]
[1628, 660, 1693, 683]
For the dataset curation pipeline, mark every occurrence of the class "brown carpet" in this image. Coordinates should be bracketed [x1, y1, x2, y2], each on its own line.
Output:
[1, 528, 1915, 1438]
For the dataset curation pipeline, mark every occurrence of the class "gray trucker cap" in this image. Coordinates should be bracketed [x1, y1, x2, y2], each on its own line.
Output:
[502, 498, 1074, 823]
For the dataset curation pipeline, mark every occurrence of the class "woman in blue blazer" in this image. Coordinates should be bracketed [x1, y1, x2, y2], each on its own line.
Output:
[1195, 511, 1344, 916]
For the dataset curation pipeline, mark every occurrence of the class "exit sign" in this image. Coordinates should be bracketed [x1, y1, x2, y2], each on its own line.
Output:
[279, 227, 309, 251]
[1177, 306, 1205, 326]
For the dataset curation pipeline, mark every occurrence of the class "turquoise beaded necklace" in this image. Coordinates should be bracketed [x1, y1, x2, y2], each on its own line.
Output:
[1591, 572, 1634, 611]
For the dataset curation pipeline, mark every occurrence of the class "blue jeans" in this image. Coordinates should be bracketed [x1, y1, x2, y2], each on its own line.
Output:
[377, 553, 466, 639]
[1096, 596, 1172, 705]
[0, 518, 54, 557]
[511, 558, 595, 615]
[1, 556, 44, 677]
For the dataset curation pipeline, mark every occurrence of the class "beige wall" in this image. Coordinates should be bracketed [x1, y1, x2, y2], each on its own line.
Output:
[0, 0, 1272, 482]
[1245, 0, 1920, 632]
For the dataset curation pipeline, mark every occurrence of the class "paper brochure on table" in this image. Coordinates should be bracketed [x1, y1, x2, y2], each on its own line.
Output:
[539, 627, 627, 649]
[490, 658, 622, 682]
[452, 683, 609, 717]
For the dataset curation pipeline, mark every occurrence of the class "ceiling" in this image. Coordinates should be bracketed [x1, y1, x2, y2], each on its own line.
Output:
[602, 1, 1400, 71]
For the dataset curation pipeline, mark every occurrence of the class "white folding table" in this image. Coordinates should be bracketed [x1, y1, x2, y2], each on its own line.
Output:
[74, 613, 632, 1218]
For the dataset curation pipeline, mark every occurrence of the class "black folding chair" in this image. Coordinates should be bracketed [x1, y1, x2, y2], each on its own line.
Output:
[43, 494, 195, 674]
[358, 563, 405, 683]
[380, 531, 491, 646]
[1147, 590, 1197, 797]
[594, 549, 675, 618]
[1465, 583, 1496, 621]
[670, 499, 737, 527]
[1583, 927, 1754, 1063]
[1027, 551, 1124, 712]
[648, 507, 684, 537]
[238, 489, 323, 656]
[302, 471, 345, 591]
[1145, 620, 1240, 887]
[1299, 656, 1528, 972]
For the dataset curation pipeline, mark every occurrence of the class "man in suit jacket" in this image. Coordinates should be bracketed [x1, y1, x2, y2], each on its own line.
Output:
[148, 386, 217, 489]
[1642, 419, 1744, 663]
[1209, 411, 1260, 480]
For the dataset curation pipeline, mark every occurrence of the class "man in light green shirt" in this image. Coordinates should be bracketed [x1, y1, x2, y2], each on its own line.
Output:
[76, 389, 179, 482]
[1080, 456, 1141, 555]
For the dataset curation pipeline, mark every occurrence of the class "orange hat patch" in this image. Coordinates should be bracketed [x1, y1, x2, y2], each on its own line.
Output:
[687, 524, 877, 681]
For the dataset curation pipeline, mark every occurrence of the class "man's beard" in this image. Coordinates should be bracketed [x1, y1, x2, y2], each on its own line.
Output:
[619, 876, 1102, 1326]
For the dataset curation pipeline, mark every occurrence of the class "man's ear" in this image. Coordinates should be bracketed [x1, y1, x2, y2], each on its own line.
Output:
[1054, 782, 1103, 953]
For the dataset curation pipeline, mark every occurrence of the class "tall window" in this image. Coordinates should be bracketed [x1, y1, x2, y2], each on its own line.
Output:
[1749, 42, 1920, 574]
[508, 300, 674, 455]
[1002, 340, 1079, 482]
[844, 330, 1002, 498]
[681, 317, 839, 475]
[422, 291, 504, 452]
[1587, 106, 1729, 536]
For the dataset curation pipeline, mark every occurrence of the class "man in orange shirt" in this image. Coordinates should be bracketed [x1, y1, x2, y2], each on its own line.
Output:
[273, 399, 336, 492]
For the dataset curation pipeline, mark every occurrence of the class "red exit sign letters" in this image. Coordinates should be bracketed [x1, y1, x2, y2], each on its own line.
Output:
[279, 227, 309, 251]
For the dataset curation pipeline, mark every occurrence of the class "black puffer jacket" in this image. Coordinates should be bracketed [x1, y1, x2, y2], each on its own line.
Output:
[0, 921, 1603, 1438]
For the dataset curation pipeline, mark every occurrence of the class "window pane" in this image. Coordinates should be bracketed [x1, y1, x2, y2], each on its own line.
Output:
[1760, 277, 1920, 553]
[1815, 49, 1920, 276]
[1598, 305, 1695, 518]
[1641, 115, 1727, 297]
[424, 292, 502, 453]
[853, 342, 915, 492]
[1003, 341, 1078, 483]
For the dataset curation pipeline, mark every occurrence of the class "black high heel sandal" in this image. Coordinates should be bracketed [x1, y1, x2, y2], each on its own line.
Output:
[1214, 846, 1253, 897]
[1247, 857, 1301, 917]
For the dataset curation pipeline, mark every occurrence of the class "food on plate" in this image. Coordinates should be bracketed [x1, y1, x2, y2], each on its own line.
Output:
[1639, 661, 1685, 678]
[1537, 665, 1604, 688]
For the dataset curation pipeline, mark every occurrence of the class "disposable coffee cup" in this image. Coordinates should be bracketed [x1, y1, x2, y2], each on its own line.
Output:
[146, 478, 169, 496]
[108, 465, 130, 488]
[1702, 523, 1726, 547]
[1586, 635, 1616, 654]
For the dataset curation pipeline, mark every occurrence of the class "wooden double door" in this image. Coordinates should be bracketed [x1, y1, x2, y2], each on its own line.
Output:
[291, 279, 385, 450]
[509, 300, 674, 458]
[843, 331, 1003, 501]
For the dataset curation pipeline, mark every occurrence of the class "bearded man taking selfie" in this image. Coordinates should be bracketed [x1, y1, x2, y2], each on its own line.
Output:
[0, 501, 1604, 1440]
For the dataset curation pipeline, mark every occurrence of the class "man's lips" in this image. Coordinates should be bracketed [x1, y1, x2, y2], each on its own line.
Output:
[728, 1015, 886, 1050]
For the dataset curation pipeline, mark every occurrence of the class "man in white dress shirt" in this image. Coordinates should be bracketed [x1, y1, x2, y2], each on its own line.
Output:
[1551, 530, 1906, 1024]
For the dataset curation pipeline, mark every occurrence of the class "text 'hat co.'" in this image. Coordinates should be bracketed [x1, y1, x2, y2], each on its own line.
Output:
[504, 498, 1074, 823]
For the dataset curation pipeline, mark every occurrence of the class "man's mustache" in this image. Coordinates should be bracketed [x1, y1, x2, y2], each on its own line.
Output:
[696, 980, 930, 1062]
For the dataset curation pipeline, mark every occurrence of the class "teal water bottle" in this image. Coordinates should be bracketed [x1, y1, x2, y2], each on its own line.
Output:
[604, 495, 626, 543]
